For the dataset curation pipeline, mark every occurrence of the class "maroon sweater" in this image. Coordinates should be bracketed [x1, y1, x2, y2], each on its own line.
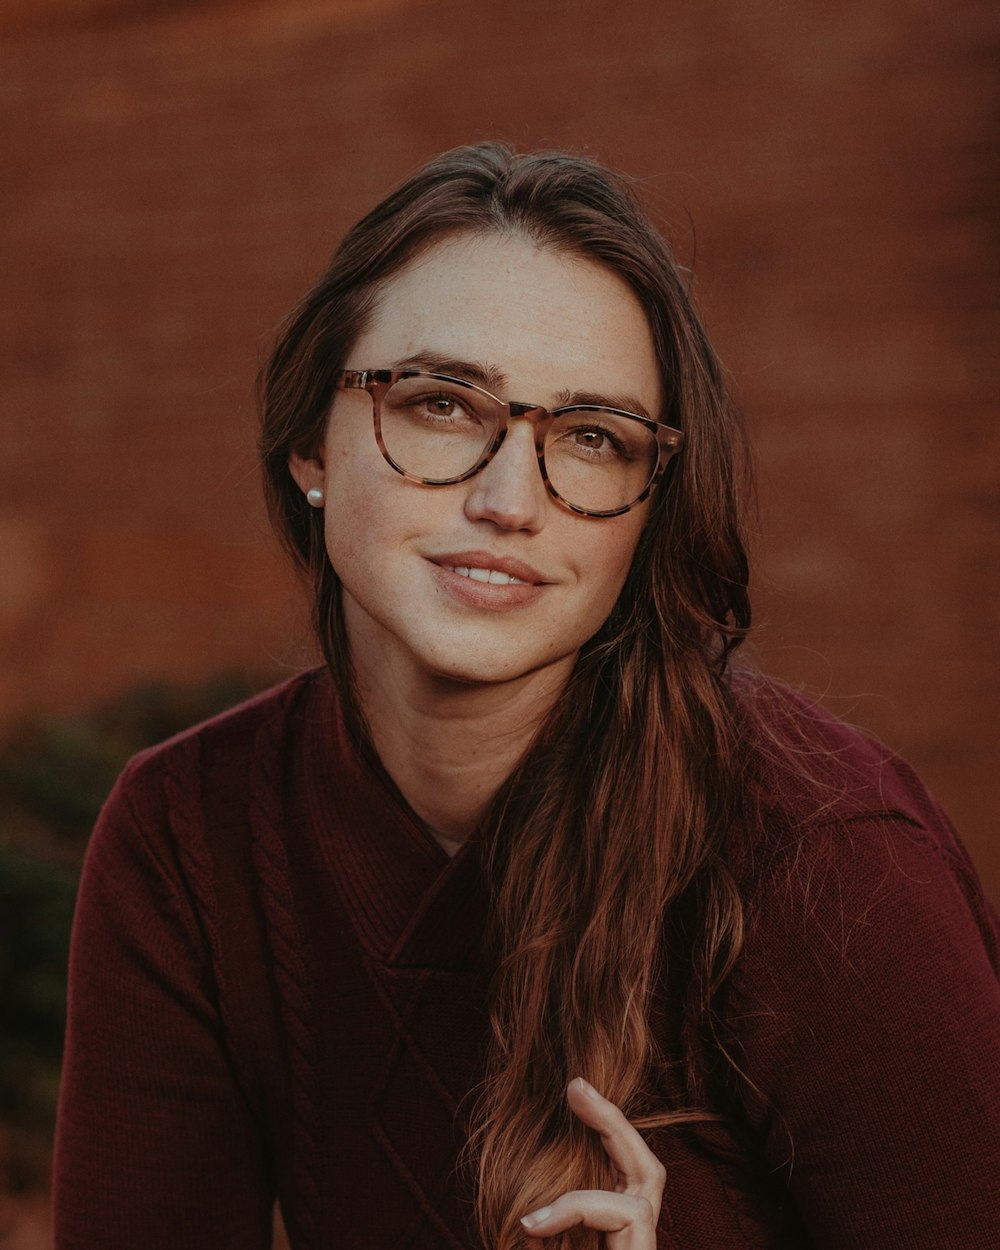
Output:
[53, 668, 1000, 1248]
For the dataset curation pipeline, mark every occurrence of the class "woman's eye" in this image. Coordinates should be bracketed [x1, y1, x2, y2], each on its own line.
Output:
[563, 425, 627, 459]
[427, 395, 458, 416]
[408, 392, 468, 421]
[386, 381, 495, 436]
[549, 410, 655, 465]
[574, 429, 609, 450]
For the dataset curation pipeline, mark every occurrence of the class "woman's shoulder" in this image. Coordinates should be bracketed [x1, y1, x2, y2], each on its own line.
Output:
[79, 669, 333, 925]
[727, 669, 998, 964]
[88, 668, 330, 859]
[119, 667, 325, 795]
[722, 676, 1000, 1247]
[731, 668, 954, 836]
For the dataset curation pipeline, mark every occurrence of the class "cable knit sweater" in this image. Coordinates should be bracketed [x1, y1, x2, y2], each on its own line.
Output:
[53, 668, 1000, 1249]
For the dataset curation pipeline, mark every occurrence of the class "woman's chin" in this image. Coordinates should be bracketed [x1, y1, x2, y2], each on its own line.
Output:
[418, 646, 579, 694]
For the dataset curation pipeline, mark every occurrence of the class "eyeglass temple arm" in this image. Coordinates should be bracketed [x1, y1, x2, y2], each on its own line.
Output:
[335, 369, 370, 390]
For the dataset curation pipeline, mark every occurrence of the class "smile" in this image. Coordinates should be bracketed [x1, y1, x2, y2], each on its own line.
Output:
[450, 566, 530, 586]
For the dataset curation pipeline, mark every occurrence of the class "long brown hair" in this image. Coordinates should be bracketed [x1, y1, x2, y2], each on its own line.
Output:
[259, 143, 753, 1249]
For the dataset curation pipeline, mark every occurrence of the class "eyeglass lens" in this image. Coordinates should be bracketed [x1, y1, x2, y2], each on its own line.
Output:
[378, 375, 659, 513]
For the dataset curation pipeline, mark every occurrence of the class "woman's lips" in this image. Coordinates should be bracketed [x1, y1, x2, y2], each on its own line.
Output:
[452, 565, 528, 586]
[429, 551, 548, 609]
[432, 551, 547, 583]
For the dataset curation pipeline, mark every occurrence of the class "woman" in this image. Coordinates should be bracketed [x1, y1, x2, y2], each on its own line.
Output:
[53, 144, 1000, 1249]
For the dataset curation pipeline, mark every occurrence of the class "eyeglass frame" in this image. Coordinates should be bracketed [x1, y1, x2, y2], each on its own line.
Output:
[333, 368, 685, 519]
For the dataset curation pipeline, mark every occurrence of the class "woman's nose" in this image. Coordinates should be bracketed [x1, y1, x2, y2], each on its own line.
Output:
[462, 420, 549, 532]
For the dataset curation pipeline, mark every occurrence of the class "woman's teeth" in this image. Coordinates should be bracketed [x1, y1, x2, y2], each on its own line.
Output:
[452, 566, 528, 586]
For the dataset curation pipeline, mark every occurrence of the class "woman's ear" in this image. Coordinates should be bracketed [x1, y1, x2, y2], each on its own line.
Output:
[288, 451, 325, 501]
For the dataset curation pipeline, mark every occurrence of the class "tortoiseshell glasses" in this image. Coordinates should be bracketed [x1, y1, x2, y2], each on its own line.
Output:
[334, 369, 684, 518]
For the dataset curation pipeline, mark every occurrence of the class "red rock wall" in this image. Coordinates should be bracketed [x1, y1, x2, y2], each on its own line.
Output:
[1, 0, 997, 895]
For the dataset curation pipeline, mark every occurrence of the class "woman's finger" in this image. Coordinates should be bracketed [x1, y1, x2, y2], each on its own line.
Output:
[565, 1078, 666, 1215]
[517, 1080, 667, 1246]
[520, 1189, 657, 1243]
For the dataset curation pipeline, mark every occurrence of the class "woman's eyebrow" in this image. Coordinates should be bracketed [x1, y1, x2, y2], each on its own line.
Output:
[560, 390, 653, 420]
[388, 352, 508, 391]
[388, 351, 653, 420]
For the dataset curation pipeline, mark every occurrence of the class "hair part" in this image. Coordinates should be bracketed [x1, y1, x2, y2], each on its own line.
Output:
[259, 142, 754, 1249]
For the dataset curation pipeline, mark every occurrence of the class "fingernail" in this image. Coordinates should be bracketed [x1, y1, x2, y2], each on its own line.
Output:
[573, 1076, 598, 1098]
[520, 1206, 552, 1229]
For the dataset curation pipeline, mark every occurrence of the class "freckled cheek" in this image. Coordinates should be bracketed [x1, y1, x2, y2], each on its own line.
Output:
[319, 428, 396, 566]
[321, 488, 384, 578]
[594, 561, 633, 617]
[579, 517, 645, 599]
[321, 470, 437, 586]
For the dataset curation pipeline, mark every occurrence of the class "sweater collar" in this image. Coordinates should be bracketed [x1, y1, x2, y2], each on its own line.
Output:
[294, 669, 488, 972]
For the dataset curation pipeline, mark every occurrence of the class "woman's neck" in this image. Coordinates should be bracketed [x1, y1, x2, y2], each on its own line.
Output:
[351, 649, 571, 855]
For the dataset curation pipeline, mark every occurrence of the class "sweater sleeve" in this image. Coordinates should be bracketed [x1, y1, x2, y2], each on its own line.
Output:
[728, 809, 1000, 1249]
[53, 759, 274, 1249]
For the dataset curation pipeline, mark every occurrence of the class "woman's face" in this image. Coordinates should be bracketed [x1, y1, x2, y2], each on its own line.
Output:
[291, 232, 663, 692]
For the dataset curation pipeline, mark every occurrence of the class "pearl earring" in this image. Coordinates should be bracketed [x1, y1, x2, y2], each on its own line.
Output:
[306, 487, 325, 507]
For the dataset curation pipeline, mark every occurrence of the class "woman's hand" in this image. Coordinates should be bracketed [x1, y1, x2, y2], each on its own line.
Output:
[519, 1078, 666, 1248]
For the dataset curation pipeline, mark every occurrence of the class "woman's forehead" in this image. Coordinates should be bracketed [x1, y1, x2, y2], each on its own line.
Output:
[350, 233, 663, 410]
